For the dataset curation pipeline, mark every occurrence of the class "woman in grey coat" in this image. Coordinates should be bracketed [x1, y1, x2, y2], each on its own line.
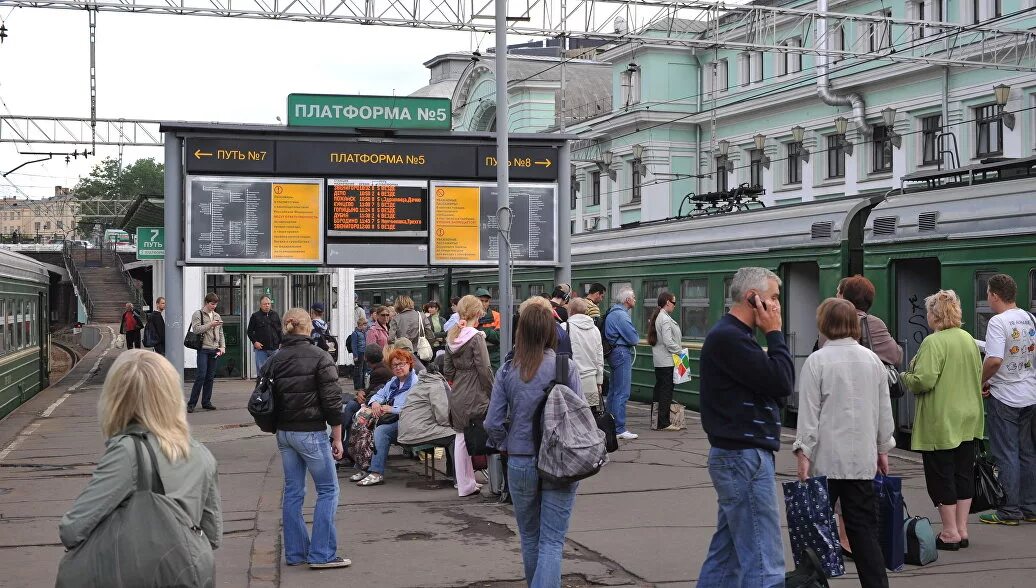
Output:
[60, 350, 222, 582]
[648, 292, 683, 431]
[388, 295, 427, 345]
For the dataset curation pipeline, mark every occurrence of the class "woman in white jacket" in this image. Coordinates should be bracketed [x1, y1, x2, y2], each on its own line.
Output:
[565, 298, 604, 408]
[649, 292, 683, 431]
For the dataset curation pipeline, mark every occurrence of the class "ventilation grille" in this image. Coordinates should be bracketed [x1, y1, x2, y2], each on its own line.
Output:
[810, 221, 833, 239]
[918, 211, 939, 232]
[873, 216, 898, 236]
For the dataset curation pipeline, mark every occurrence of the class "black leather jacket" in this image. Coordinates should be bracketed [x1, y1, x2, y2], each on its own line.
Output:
[269, 335, 343, 432]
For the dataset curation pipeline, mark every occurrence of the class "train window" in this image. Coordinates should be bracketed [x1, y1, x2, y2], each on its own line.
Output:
[0, 299, 5, 354]
[1030, 270, 1036, 313]
[512, 285, 522, 316]
[529, 284, 546, 298]
[681, 279, 710, 339]
[643, 280, 669, 331]
[975, 271, 998, 340]
[724, 276, 735, 313]
[410, 290, 425, 307]
[16, 299, 23, 349]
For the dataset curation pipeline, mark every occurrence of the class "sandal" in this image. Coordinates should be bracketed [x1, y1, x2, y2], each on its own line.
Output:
[357, 473, 384, 486]
[349, 471, 368, 482]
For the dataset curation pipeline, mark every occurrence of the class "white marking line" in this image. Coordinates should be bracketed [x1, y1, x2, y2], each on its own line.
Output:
[0, 327, 117, 463]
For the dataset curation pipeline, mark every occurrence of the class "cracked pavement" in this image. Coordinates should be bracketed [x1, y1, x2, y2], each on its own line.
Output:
[2, 334, 1035, 587]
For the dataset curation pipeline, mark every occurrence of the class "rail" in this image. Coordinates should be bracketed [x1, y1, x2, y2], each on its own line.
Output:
[62, 241, 94, 322]
[106, 241, 145, 310]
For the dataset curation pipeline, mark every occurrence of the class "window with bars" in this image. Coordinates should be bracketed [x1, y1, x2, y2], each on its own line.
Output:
[716, 156, 729, 192]
[750, 150, 764, 188]
[827, 135, 846, 178]
[973, 0, 1003, 24]
[872, 125, 893, 173]
[786, 142, 803, 185]
[921, 114, 942, 165]
[778, 37, 802, 76]
[590, 171, 601, 206]
[680, 278, 710, 339]
[717, 59, 729, 92]
[975, 104, 1004, 157]
[630, 160, 642, 204]
[975, 271, 998, 340]
[914, 0, 942, 38]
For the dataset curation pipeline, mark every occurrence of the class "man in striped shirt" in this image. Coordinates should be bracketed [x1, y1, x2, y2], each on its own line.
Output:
[585, 283, 606, 323]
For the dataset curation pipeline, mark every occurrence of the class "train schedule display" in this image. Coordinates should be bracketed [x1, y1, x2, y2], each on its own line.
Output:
[326, 179, 428, 237]
[430, 181, 557, 266]
[186, 176, 324, 264]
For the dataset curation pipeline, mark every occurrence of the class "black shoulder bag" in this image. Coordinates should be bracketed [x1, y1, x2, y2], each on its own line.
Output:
[247, 359, 277, 433]
[184, 311, 205, 350]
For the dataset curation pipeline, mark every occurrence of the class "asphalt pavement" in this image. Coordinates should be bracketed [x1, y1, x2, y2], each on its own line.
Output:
[1, 333, 1035, 587]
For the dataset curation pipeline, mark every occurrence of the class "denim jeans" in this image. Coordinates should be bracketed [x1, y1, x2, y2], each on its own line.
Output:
[606, 346, 633, 434]
[985, 396, 1036, 520]
[370, 421, 400, 474]
[507, 455, 578, 588]
[276, 430, 340, 565]
[188, 349, 218, 408]
[255, 349, 274, 374]
[698, 447, 784, 588]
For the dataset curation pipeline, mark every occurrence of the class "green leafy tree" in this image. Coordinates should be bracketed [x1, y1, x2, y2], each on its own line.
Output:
[74, 157, 163, 237]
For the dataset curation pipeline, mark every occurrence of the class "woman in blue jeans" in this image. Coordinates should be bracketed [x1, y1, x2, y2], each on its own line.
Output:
[485, 302, 582, 587]
[269, 308, 349, 569]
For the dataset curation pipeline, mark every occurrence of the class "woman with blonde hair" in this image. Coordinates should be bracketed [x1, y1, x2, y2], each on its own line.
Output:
[902, 290, 984, 550]
[59, 350, 222, 575]
[267, 307, 349, 568]
[388, 294, 425, 345]
[444, 294, 494, 497]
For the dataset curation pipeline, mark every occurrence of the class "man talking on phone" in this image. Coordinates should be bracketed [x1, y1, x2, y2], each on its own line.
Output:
[187, 292, 226, 413]
[697, 267, 794, 588]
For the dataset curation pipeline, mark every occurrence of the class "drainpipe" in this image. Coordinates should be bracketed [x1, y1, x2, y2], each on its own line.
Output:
[816, 0, 872, 137]
[696, 62, 703, 198]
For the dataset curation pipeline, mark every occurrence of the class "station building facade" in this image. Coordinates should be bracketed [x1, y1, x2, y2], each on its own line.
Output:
[417, 1, 1036, 234]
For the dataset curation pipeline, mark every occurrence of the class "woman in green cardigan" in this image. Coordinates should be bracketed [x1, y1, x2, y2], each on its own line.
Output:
[902, 289, 984, 551]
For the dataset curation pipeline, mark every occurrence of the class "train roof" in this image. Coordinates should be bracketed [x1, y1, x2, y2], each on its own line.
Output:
[865, 174, 1036, 245]
[572, 195, 882, 266]
[0, 248, 49, 284]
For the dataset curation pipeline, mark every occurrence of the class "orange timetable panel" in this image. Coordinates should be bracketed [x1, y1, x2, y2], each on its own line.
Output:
[271, 182, 321, 260]
[432, 185, 480, 262]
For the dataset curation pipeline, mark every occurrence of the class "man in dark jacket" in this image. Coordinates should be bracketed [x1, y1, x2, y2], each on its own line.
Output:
[247, 296, 282, 374]
[120, 302, 144, 349]
[697, 267, 794, 588]
[146, 297, 167, 356]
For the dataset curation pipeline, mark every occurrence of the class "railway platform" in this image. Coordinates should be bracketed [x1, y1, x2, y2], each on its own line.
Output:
[1, 336, 1035, 587]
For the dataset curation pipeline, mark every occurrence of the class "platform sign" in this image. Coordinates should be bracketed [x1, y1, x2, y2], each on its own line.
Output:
[135, 226, 164, 260]
[186, 176, 324, 264]
[326, 179, 428, 237]
[430, 182, 557, 266]
[287, 94, 451, 130]
[184, 138, 275, 174]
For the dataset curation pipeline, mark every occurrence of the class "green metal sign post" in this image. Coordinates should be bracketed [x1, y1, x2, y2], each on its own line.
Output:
[287, 94, 451, 130]
[136, 226, 165, 260]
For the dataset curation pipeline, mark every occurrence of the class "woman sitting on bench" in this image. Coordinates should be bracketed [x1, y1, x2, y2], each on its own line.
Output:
[351, 348, 418, 487]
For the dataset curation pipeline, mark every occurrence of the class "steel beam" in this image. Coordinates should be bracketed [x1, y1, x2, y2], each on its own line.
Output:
[0, 116, 164, 146]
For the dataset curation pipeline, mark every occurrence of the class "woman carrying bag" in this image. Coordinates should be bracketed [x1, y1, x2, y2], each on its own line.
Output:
[648, 292, 683, 431]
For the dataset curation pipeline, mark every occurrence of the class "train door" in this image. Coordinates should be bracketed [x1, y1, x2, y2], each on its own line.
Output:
[781, 262, 820, 411]
[892, 258, 940, 436]
[245, 275, 289, 379]
[205, 273, 246, 379]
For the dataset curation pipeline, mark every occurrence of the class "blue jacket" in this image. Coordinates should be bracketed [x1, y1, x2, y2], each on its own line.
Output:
[699, 313, 795, 452]
[484, 350, 581, 456]
[351, 329, 367, 360]
[368, 370, 418, 414]
[604, 304, 638, 347]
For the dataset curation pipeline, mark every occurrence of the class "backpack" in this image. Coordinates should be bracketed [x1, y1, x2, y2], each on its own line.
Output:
[784, 547, 830, 588]
[345, 331, 354, 354]
[536, 354, 608, 485]
[142, 315, 159, 348]
[312, 321, 340, 363]
[599, 307, 614, 357]
[247, 360, 276, 433]
[903, 502, 938, 566]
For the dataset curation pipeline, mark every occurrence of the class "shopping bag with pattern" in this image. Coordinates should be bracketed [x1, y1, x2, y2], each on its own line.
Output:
[783, 476, 844, 578]
[672, 348, 692, 385]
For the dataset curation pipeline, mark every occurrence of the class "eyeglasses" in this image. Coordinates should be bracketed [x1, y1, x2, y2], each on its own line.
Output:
[379, 313, 390, 317]
[390, 363, 409, 369]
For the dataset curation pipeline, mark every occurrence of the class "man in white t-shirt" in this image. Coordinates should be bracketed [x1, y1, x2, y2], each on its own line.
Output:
[979, 274, 1036, 525]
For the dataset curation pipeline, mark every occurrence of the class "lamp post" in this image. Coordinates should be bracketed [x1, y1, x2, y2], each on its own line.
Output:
[753, 134, 771, 168]
[790, 125, 810, 163]
[993, 83, 1016, 130]
[881, 107, 902, 149]
[632, 144, 647, 177]
[834, 116, 854, 156]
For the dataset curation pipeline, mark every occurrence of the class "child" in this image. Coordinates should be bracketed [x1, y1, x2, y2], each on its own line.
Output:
[351, 316, 368, 391]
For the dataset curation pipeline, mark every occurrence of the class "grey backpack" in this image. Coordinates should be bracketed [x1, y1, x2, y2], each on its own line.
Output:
[56, 433, 214, 588]
[536, 354, 608, 485]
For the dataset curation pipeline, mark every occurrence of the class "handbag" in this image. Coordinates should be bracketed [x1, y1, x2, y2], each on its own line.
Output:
[56, 433, 214, 588]
[971, 441, 1007, 513]
[903, 500, 938, 566]
[650, 403, 686, 430]
[785, 547, 831, 588]
[463, 419, 497, 456]
[415, 316, 433, 362]
[184, 311, 205, 351]
[595, 386, 619, 453]
[860, 315, 905, 399]
[348, 416, 376, 470]
[874, 474, 906, 571]
[672, 348, 692, 385]
[247, 360, 276, 433]
[782, 476, 844, 578]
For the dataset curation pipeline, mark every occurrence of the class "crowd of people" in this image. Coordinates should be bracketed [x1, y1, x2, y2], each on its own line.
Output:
[60, 268, 1035, 587]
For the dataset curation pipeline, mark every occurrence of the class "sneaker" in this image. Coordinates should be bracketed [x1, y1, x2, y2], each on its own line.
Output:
[202, 404, 217, 411]
[309, 557, 351, 569]
[979, 513, 1020, 526]
[1024, 515, 1036, 523]
[186, 406, 195, 413]
[616, 431, 639, 440]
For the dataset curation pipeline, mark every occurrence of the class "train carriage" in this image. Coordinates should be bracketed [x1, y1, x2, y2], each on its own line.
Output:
[0, 248, 51, 419]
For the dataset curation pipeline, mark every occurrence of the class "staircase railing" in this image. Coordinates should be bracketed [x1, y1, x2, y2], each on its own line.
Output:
[106, 242, 146, 310]
[62, 241, 94, 322]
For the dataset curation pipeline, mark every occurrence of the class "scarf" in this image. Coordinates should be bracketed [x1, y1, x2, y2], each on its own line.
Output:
[448, 326, 480, 352]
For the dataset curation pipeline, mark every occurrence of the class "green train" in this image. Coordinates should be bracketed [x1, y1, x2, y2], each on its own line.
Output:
[356, 156, 1036, 437]
[0, 248, 50, 420]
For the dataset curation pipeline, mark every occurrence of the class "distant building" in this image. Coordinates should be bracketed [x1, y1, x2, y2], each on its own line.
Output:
[0, 186, 79, 241]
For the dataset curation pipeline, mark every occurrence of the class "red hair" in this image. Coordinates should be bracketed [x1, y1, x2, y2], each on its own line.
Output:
[385, 347, 415, 368]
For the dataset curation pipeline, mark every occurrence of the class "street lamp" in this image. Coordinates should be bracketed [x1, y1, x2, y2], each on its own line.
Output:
[790, 125, 811, 163]
[632, 144, 648, 177]
[596, 151, 617, 180]
[717, 139, 729, 156]
[753, 134, 771, 169]
[993, 83, 1016, 130]
[880, 107, 902, 149]
[834, 116, 854, 156]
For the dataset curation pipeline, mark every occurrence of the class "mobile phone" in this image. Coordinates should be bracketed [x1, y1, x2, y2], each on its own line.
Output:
[748, 293, 769, 311]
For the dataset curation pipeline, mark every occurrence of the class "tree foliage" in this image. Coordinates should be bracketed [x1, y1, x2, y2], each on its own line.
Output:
[74, 157, 164, 236]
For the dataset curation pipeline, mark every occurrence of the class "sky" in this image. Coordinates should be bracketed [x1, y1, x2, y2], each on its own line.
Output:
[0, 9, 478, 198]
